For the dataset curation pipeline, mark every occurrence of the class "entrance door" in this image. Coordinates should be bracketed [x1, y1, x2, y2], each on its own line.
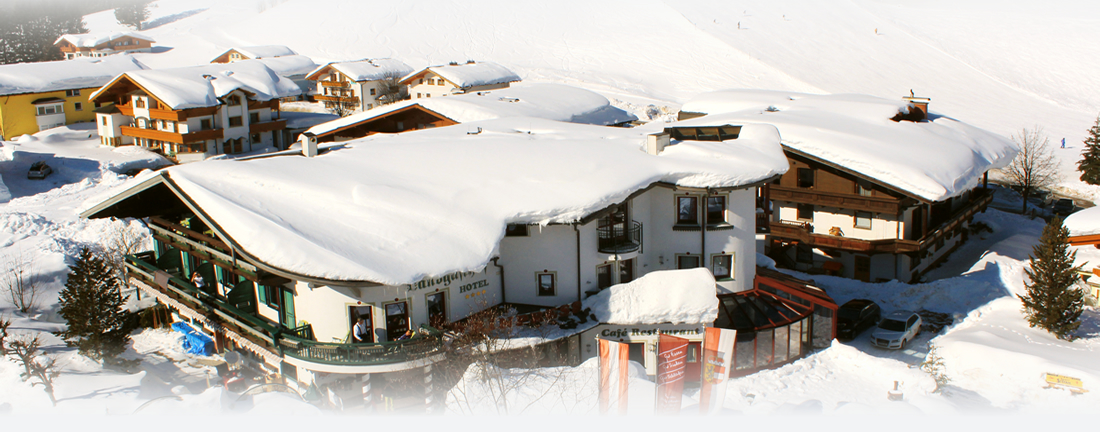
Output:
[854, 255, 871, 282]
[426, 292, 446, 328]
[618, 258, 635, 284]
[385, 302, 409, 341]
[599, 204, 629, 249]
[348, 305, 373, 343]
[596, 264, 613, 290]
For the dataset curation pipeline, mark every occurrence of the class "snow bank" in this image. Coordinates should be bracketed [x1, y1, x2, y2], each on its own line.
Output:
[407, 61, 520, 89]
[679, 90, 1019, 202]
[307, 83, 636, 136]
[310, 58, 414, 82]
[93, 117, 786, 284]
[1064, 205, 1100, 237]
[55, 31, 154, 47]
[94, 60, 301, 109]
[0, 56, 147, 96]
[583, 268, 718, 325]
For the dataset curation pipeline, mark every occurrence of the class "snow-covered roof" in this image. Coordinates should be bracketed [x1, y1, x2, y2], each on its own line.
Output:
[583, 268, 719, 325]
[253, 55, 318, 77]
[91, 60, 301, 110]
[1064, 206, 1100, 238]
[306, 83, 637, 136]
[54, 32, 154, 48]
[401, 61, 520, 89]
[679, 90, 1019, 202]
[0, 56, 148, 97]
[226, 45, 297, 59]
[84, 117, 787, 284]
[308, 58, 413, 82]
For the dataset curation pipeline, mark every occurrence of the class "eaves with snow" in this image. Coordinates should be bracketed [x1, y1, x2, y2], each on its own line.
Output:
[82, 117, 786, 286]
[54, 31, 155, 47]
[400, 61, 520, 89]
[306, 83, 637, 137]
[1064, 206, 1100, 238]
[0, 56, 147, 96]
[306, 58, 414, 83]
[680, 90, 1020, 202]
[90, 60, 302, 110]
[213, 45, 298, 61]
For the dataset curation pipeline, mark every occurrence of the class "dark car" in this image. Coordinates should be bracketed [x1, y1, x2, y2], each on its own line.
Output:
[1052, 198, 1076, 216]
[27, 161, 52, 180]
[837, 299, 881, 340]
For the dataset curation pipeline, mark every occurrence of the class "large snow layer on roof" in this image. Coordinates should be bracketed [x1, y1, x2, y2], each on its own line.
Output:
[324, 58, 413, 82]
[583, 268, 718, 325]
[254, 55, 318, 77]
[421, 61, 520, 88]
[96, 60, 301, 110]
[306, 83, 637, 136]
[234, 45, 297, 59]
[679, 90, 1019, 202]
[1063, 206, 1100, 238]
[55, 31, 154, 47]
[100, 117, 786, 284]
[0, 56, 147, 96]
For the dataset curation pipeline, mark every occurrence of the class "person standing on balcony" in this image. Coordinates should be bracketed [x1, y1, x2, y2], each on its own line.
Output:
[190, 272, 205, 290]
[353, 317, 371, 343]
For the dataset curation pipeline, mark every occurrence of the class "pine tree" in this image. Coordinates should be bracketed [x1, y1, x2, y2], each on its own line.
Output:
[54, 247, 133, 363]
[1078, 115, 1100, 185]
[1019, 217, 1086, 340]
[114, 1, 151, 31]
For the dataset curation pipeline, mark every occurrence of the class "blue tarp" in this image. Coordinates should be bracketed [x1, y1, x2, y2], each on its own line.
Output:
[171, 321, 215, 356]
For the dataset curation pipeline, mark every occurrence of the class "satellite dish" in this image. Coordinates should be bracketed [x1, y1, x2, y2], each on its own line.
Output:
[224, 351, 241, 365]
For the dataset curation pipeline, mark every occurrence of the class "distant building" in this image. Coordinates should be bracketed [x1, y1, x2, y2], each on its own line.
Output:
[0, 56, 147, 140]
[399, 60, 520, 99]
[90, 60, 301, 163]
[54, 32, 155, 59]
[1065, 206, 1100, 300]
[306, 58, 413, 113]
[210, 45, 298, 63]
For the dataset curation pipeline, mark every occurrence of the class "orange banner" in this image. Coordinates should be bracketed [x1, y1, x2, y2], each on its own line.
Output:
[699, 327, 736, 414]
[598, 338, 630, 414]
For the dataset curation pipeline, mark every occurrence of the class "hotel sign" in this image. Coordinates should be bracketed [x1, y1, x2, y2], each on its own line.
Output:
[404, 271, 478, 292]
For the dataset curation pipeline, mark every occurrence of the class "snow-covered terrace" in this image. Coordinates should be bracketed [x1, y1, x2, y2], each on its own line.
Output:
[306, 83, 637, 137]
[0, 56, 147, 96]
[84, 117, 786, 285]
[90, 60, 302, 110]
[679, 90, 1019, 202]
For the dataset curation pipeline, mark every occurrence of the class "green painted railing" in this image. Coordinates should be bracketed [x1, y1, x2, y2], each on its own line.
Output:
[125, 254, 444, 367]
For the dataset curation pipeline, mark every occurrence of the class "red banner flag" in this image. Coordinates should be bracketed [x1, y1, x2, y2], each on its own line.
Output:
[699, 327, 737, 414]
[655, 333, 689, 414]
[598, 338, 630, 414]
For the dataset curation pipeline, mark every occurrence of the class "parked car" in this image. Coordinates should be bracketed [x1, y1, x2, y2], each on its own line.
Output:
[837, 299, 881, 340]
[870, 310, 922, 350]
[1052, 198, 1076, 216]
[27, 161, 52, 180]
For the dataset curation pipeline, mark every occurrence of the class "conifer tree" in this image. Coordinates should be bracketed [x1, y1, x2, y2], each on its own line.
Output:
[1078, 115, 1100, 185]
[1019, 217, 1086, 340]
[54, 247, 133, 363]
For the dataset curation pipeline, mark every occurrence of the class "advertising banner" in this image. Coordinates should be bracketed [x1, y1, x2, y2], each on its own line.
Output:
[655, 333, 689, 414]
[698, 327, 737, 414]
[598, 338, 630, 414]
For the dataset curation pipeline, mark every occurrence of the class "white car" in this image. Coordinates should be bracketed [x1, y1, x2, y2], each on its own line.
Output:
[869, 310, 922, 350]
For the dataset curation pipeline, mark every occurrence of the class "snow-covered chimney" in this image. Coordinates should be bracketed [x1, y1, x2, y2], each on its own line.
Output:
[645, 132, 670, 155]
[301, 132, 318, 157]
[902, 91, 930, 120]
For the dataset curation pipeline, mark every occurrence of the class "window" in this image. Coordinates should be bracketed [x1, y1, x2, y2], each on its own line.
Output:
[416, 93, 421, 99]
[200, 118, 212, 130]
[712, 254, 733, 279]
[418, 79, 424, 85]
[677, 255, 700, 269]
[797, 203, 814, 221]
[857, 182, 873, 197]
[537, 272, 556, 297]
[504, 224, 529, 237]
[226, 95, 241, 106]
[677, 196, 698, 225]
[426, 292, 447, 327]
[100, 116, 107, 126]
[619, 258, 635, 284]
[797, 168, 814, 188]
[134, 98, 145, 108]
[228, 116, 243, 127]
[249, 112, 260, 124]
[36, 105, 62, 116]
[426, 94, 431, 98]
[596, 264, 612, 290]
[370, 88, 376, 96]
[65, 89, 80, 97]
[251, 133, 261, 144]
[74, 102, 82, 111]
[855, 211, 873, 229]
[706, 196, 726, 225]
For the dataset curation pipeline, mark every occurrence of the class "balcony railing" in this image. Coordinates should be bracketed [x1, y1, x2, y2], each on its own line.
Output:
[320, 81, 350, 87]
[124, 253, 444, 368]
[597, 220, 642, 254]
[315, 95, 358, 104]
[249, 119, 286, 134]
[770, 185, 902, 214]
[120, 125, 223, 144]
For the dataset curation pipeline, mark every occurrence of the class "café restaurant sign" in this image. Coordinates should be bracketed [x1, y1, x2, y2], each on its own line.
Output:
[597, 324, 705, 340]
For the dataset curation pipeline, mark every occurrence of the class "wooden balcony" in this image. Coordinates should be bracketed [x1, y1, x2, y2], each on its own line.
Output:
[771, 185, 901, 214]
[769, 189, 992, 254]
[320, 81, 350, 88]
[249, 119, 286, 134]
[149, 108, 184, 122]
[315, 95, 358, 104]
[120, 125, 223, 144]
[117, 105, 134, 116]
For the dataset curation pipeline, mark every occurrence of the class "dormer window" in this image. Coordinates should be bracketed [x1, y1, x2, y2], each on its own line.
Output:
[226, 95, 241, 106]
[666, 126, 741, 142]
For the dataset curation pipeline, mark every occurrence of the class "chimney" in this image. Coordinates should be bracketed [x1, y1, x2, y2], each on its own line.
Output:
[300, 132, 318, 157]
[645, 132, 670, 155]
[902, 91, 930, 121]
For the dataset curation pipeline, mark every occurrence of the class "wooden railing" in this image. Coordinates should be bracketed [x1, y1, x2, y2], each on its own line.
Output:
[120, 125, 223, 144]
[315, 95, 358, 104]
[771, 185, 902, 214]
[249, 119, 286, 134]
[320, 81, 350, 87]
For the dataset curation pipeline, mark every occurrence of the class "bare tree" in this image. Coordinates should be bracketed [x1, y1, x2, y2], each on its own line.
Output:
[2, 249, 43, 314]
[6, 334, 59, 406]
[1002, 127, 1060, 214]
[0, 315, 11, 355]
[102, 219, 149, 283]
[326, 102, 354, 118]
[377, 70, 409, 106]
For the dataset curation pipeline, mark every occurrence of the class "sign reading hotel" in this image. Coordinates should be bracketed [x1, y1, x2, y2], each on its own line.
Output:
[655, 334, 688, 414]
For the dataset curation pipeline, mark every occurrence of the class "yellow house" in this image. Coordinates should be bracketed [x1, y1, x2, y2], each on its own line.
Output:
[0, 56, 146, 140]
